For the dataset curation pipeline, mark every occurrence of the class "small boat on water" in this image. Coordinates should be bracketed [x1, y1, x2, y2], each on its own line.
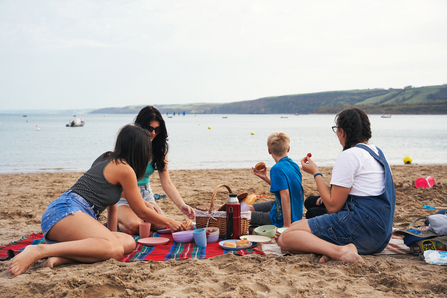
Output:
[381, 114, 392, 118]
[66, 118, 85, 127]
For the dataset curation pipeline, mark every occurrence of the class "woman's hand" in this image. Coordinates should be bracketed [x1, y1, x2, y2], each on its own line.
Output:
[300, 156, 319, 176]
[180, 204, 195, 219]
[167, 220, 186, 232]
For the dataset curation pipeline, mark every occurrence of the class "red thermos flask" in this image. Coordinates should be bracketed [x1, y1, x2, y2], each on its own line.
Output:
[226, 193, 241, 239]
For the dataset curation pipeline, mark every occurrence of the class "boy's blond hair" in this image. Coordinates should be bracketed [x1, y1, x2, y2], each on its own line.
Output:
[267, 132, 290, 156]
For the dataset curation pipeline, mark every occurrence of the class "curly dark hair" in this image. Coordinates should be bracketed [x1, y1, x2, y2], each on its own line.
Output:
[134, 106, 168, 171]
[105, 124, 152, 180]
[335, 108, 371, 151]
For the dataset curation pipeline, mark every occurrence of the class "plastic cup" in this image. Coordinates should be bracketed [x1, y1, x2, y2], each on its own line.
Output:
[193, 228, 207, 248]
[139, 222, 151, 238]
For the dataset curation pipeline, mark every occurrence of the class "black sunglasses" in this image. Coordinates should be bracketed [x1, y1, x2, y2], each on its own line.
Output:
[148, 126, 161, 134]
[331, 126, 338, 133]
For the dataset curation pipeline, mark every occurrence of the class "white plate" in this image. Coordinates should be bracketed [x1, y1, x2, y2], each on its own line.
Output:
[277, 227, 288, 234]
[239, 235, 272, 244]
[219, 240, 252, 250]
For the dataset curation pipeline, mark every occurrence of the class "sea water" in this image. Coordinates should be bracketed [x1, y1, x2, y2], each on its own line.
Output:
[0, 113, 446, 174]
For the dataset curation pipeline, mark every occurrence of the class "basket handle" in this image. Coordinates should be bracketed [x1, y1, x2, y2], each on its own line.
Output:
[209, 184, 233, 213]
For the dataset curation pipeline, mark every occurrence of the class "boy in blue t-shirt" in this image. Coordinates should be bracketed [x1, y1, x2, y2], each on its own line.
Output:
[251, 132, 304, 227]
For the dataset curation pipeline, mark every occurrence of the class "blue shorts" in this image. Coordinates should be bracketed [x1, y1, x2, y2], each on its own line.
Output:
[41, 190, 96, 243]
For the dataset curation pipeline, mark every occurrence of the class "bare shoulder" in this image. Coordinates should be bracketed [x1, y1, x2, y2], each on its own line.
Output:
[104, 160, 135, 184]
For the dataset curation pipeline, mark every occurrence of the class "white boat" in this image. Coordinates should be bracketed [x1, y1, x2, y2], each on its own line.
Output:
[381, 114, 392, 118]
[66, 118, 85, 127]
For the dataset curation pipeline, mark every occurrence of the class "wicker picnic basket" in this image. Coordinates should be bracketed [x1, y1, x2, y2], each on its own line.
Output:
[195, 184, 251, 238]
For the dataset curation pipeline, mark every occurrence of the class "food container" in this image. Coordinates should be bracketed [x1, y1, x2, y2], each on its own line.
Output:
[195, 184, 251, 238]
[205, 227, 220, 243]
[254, 225, 276, 238]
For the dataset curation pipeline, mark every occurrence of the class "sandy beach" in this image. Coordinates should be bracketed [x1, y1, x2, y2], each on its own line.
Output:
[1, 165, 447, 297]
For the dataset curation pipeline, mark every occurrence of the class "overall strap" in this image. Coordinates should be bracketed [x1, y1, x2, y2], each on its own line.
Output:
[354, 144, 385, 166]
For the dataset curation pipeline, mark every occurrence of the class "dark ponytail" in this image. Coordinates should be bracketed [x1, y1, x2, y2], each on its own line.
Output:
[335, 108, 371, 151]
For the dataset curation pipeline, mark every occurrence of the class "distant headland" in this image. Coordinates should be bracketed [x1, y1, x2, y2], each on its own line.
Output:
[90, 84, 447, 115]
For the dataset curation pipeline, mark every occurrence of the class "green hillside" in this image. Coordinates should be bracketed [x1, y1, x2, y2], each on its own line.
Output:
[90, 84, 447, 115]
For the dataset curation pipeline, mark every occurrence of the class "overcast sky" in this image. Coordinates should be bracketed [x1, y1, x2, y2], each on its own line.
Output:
[1, 0, 446, 111]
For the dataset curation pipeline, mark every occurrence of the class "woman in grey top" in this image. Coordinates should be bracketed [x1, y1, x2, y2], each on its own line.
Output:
[9, 124, 186, 276]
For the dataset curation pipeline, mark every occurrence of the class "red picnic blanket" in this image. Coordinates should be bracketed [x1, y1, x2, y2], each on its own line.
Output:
[0, 233, 265, 262]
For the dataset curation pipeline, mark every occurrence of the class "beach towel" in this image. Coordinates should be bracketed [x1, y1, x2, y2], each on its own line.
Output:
[0, 232, 264, 262]
[375, 234, 411, 255]
[257, 234, 412, 256]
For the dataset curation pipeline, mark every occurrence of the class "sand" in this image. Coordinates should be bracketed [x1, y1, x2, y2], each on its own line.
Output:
[1, 165, 447, 297]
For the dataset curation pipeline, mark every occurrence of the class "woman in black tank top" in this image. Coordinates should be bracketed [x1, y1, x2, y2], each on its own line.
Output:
[9, 124, 186, 276]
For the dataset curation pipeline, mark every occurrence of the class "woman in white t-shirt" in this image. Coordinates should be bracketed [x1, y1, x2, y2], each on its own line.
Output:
[277, 108, 396, 263]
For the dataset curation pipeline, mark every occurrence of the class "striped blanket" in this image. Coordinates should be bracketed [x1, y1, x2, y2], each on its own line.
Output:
[0, 233, 264, 262]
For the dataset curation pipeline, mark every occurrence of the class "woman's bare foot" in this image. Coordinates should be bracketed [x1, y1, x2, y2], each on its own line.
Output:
[340, 244, 364, 263]
[42, 257, 74, 269]
[9, 245, 46, 276]
[320, 244, 364, 264]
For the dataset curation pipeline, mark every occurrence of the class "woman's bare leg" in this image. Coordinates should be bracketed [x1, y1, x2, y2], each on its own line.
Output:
[41, 231, 135, 269]
[42, 257, 74, 269]
[277, 219, 364, 263]
[9, 212, 136, 276]
[118, 205, 144, 235]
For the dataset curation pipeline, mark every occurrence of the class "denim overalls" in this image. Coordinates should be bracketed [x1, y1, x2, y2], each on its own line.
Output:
[308, 144, 396, 254]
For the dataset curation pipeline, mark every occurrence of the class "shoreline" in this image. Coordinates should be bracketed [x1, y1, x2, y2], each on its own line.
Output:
[2, 163, 447, 176]
[1, 165, 447, 297]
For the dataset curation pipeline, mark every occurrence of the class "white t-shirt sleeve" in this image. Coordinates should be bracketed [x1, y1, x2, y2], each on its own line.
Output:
[330, 145, 386, 196]
[330, 150, 359, 189]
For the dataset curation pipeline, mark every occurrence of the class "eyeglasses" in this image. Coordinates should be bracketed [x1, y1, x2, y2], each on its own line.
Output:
[331, 126, 338, 133]
[148, 126, 161, 134]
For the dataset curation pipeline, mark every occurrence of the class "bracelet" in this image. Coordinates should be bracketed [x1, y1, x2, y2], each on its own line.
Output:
[314, 173, 323, 179]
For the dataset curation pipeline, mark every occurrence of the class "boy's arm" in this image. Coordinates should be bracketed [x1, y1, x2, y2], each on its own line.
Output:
[107, 203, 118, 232]
[279, 189, 291, 227]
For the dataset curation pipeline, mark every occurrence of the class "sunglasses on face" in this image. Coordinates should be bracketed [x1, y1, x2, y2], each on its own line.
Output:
[148, 126, 161, 134]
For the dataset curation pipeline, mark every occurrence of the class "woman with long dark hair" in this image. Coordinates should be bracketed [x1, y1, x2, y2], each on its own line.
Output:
[9, 124, 186, 276]
[277, 108, 396, 263]
[118, 106, 195, 235]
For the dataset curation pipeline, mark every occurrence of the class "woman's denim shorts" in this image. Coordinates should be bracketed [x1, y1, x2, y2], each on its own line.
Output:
[41, 190, 96, 243]
[117, 184, 155, 207]
[307, 200, 389, 254]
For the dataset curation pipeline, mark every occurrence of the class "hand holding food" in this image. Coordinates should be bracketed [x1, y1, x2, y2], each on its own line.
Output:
[300, 156, 319, 175]
[167, 220, 186, 232]
[184, 218, 193, 230]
